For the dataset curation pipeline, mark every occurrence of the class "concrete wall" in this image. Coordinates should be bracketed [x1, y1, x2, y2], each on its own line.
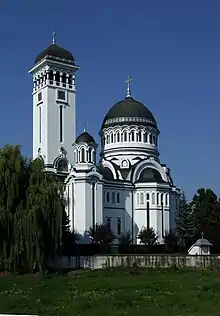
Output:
[53, 254, 220, 270]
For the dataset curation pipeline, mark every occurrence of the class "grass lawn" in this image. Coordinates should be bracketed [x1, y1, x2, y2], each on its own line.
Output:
[0, 267, 220, 315]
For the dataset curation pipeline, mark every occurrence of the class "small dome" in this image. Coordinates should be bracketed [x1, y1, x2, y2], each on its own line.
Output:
[101, 96, 157, 129]
[35, 44, 74, 64]
[75, 132, 95, 144]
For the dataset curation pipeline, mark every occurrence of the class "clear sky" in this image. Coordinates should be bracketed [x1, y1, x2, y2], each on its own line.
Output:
[0, 0, 219, 200]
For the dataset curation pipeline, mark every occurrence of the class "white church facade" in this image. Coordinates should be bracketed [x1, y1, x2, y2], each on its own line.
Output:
[29, 35, 180, 244]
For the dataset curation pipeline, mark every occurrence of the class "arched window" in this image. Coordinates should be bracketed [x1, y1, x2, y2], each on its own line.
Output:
[146, 192, 150, 201]
[137, 193, 140, 205]
[110, 133, 114, 143]
[112, 192, 116, 204]
[55, 71, 60, 83]
[116, 132, 120, 142]
[123, 131, 127, 142]
[68, 74, 73, 85]
[62, 72, 67, 84]
[131, 131, 135, 141]
[144, 132, 148, 142]
[73, 151, 78, 163]
[161, 193, 164, 205]
[152, 192, 155, 204]
[93, 150, 96, 164]
[149, 134, 153, 144]
[107, 135, 110, 144]
[155, 137, 158, 146]
[156, 192, 160, 205]
[88, 148, 92, 162]
[81, 148, 85, 162]
[57, 159, 68, 172]
[165, 193, 168, 206]
[140, 192, 144, 205]
[138, 130, 142, 142]
[49, 70, 53, 83]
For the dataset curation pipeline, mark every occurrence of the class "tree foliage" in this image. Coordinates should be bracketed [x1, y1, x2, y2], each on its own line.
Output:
[0, 145, 68, 272]
[190, 188, 220, 248]
[87, 223, 115, 245]
[175, 192, 196, 248]
[138, 227, 158, 246]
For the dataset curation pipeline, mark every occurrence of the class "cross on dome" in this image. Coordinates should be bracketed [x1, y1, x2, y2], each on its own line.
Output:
[83, 120, 87, 132]
[52, 30, 56, 45]
[125, 76, 132, 98]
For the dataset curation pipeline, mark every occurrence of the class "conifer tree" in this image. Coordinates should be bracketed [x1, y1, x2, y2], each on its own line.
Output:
[175, 192, 195, 248]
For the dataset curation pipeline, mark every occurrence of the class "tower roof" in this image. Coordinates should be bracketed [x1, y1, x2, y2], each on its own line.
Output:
[35, 44, 75, 65]
[75, 132, 95, 144]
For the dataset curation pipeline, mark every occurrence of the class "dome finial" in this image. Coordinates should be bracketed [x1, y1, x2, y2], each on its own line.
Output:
[52, 30, 56, 45]
[125, 76, 132, 98]
[83, 120, 87, 132]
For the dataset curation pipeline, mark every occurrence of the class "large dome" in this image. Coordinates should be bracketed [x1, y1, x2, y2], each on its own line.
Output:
[101, 96, 157, 129]
[35, 44, 74, 65]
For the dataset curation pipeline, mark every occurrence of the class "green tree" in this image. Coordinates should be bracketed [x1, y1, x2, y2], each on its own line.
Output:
[138, 227, 158, 246]
[175, 192, 195, 248]
[190, 188, 220, 247]
[0, 145, 68, 272]
[163, 229, 179, 252]
[87, 223, 115, 245]
[118, 231, 132, 246]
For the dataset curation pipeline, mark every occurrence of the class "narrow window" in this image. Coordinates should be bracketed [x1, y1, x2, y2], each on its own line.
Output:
[59, 106, 63, 142]
[165, 193, 168, 206]
[116, 192, 120, 203]
[110, 133, 114, 143]
[155, 137, 158, 146]
[123, 131, 127, 141]
[149, 134, 153, 144]
[152, 192, 155, 205]
[157, 192, 160, 205]
[39, 106, 42, 143]
[88, 148, 92, 162]
[131, 131, 135, 141]
[55, 71, 60, 84]
[117, 132, 120, 142]
[106, 217, 111, 230]
[137, 193, 140, 205]
[112, 192, 116, 204]
[62, 73, 67, 84]
[81, 148, 85, 162]
[49, 70, 53, 83]
[117, 218, 121, 235]
[140, 192, 144, 205]
[38, 92, 42, 102]
[161, 193, 164, 205]
[106, 192, 110, 203]
[138, 130, 142, 142]
[146, 193, 150, 201]
[144, 132, 148, 142]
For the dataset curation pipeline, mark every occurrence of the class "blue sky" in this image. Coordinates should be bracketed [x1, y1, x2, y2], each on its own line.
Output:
[0, 0, 219, 200]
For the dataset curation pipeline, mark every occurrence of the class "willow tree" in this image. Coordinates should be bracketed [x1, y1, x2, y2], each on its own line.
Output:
[0, 145, 68, 272]
[21, 158, 65, 271]
[0, 145, 28, 271]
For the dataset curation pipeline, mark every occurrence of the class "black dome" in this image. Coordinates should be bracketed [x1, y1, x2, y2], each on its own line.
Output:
[35, 44, 74, 64]
[101, 96, 157, 129]
[75, 132, 95, 144]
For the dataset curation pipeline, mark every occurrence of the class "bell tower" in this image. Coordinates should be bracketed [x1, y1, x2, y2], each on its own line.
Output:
[29, 32, 79, 173]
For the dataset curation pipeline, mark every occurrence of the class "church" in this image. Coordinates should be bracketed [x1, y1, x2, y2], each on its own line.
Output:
[29, 34, 180, 244]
